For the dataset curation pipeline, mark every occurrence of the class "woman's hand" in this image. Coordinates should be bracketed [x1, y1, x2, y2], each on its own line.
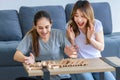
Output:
[64, 45, 78, 58]
[66, 26, 75, 45]
[87, 23, 95, 41]
[24, 53, 35, 64]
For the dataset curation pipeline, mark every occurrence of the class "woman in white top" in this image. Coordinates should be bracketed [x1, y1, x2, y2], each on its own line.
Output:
[66, 0, 115, 80]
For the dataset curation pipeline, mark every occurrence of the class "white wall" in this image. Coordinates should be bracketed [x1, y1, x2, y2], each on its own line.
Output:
[0, 0, 119, 32]
[0, 0, 77, 10]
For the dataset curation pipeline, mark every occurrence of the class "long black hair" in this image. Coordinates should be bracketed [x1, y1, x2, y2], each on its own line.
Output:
[28, 10, 52, 57]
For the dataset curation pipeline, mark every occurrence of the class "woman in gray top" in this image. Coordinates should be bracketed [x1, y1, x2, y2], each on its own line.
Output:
[14, 11, 76, 80]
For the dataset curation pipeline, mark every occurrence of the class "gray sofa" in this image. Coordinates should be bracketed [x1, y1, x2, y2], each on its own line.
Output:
[0, 2, 120, 80]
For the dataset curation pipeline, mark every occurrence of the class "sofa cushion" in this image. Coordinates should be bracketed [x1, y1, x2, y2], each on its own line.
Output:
[0, 10, 22, 41]
[19, 6, 66, 36]
[0, 41, 22, 66]
[101, 32, 120, 57]
[65, 2, 112, 35]
[0, 66, 28, 80]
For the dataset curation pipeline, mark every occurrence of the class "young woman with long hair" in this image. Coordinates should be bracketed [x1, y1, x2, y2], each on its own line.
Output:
[66, 0, 115, 80]
[14, 10, 75, 80]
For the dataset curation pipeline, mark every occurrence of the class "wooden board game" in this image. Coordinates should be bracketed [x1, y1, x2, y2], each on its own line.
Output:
[23, 57, 117, 76]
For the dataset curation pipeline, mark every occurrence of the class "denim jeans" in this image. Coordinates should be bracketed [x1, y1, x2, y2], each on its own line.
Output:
[70, 72, 115, 80]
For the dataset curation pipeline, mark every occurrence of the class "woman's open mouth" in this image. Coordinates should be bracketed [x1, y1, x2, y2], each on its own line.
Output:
[78, 22, 84, 27]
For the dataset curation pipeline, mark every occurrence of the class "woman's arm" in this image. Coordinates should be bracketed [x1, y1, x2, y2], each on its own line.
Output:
[14, 50, 35, 64]
[89, 31, 104, 51]
[66, 26, 76, 45]
[14, 50, 26, 63]
[87, 21, 104, 51]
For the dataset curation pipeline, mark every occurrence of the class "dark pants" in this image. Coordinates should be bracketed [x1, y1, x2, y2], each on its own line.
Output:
[15, 77, 71, 80]
[61, 78, 71, 80]
[15, 77, 36, 80]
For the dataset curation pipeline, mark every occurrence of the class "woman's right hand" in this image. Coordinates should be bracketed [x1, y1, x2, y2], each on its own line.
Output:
[66, 25, 75, 44]
[64, 45, 78, 58]
[24, 53, 35, 64]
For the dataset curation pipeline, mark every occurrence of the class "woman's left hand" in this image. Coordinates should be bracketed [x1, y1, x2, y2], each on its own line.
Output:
[24, 53, 35, 64]
[87, 23, 95, 41]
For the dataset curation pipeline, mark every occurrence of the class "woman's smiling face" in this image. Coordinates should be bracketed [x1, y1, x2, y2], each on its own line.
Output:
[36, 17, 52, 40]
